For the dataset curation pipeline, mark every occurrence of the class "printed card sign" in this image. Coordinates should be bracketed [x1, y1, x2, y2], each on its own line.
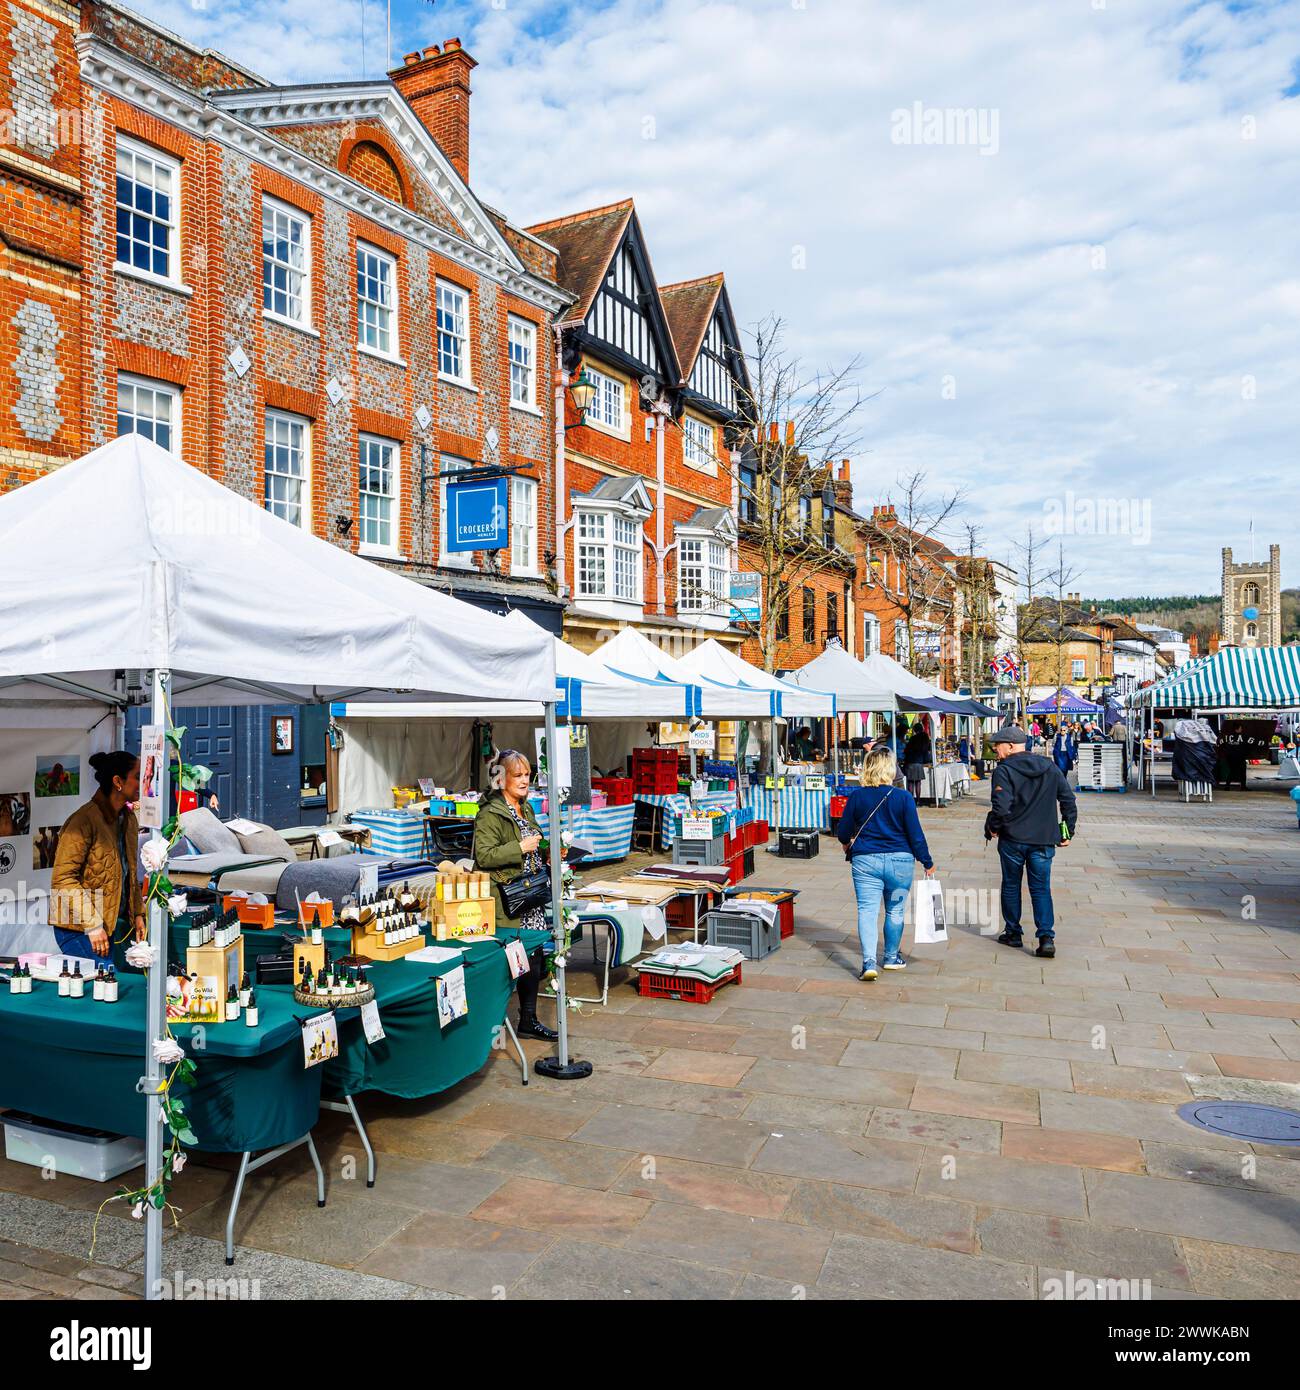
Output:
[504, 938, 530, 980]
[357, 860, 379, 900]
[436, 965, 469, 1028]
[681, 815, 713, 842]
[806, 774, 827, 790]
[138, 726, 165, 830]
[688, 726, 715, 752]
[302, 1012, 339, 1068]
[316, 830, 342, 849]
[361, 999, 385, 1045]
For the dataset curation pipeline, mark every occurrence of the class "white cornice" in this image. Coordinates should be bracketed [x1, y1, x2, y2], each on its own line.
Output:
[76, 39, 569, 315]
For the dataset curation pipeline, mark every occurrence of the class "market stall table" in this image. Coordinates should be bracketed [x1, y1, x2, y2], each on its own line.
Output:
[743, 784, 832, 830]
[533, 803, 635, 862]
[635, 790, 735, 849]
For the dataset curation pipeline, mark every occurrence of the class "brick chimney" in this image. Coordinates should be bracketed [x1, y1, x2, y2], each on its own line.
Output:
[833, 458, 853, 508]
[389, 38, 477, 184]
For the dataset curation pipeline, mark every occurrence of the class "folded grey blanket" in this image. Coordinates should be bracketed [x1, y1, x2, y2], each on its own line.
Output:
[274, 854, 432, 910]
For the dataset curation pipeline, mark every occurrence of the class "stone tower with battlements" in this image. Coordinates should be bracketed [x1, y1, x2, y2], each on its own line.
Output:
[1221, 545, 1281, 647]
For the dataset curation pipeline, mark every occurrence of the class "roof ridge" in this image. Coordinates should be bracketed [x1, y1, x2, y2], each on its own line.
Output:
[660, 272, 725, 293]
[525, 199, 634, 235]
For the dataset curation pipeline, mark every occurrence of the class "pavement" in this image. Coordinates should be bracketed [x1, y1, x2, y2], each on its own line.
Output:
[3, 769, 1298, 1300]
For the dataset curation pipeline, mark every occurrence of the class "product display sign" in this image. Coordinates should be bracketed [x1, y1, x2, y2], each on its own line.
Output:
[806, 774, 827, 790]
[302, 1012, 339, 1068]
[445, 475, 509, 552]
[357, 860, 379, 900]
[436, 965, 469, 1028]
[688, 726, 715, 752]
[681, 815, 714, 841]
[138, 726, 165, 830]
[504, 938, 530, 980]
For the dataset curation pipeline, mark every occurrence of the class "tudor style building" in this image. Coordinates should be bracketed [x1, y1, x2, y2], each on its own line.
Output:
[524, 199, 751, 656]
[0, 1, 569, 634]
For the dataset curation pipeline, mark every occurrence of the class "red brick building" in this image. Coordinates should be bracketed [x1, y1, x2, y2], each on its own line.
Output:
[524, 200, 751, 656]
[0, 2, 570, 629]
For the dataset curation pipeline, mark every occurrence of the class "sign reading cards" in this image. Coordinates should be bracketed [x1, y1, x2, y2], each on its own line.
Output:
[446, 475, 509, 552]
[805, 774, 827, 790]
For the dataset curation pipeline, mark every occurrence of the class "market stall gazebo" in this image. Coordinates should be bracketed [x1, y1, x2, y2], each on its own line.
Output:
[0, 433, 568, 1297]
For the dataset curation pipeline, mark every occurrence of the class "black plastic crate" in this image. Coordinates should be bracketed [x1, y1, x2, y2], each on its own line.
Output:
[777, 828, 820, 859]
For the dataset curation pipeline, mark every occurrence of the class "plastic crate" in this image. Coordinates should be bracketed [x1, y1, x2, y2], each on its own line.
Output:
[704, 907, 780, 960]
[673, 834, 727, 866]
[633, 747, 679, 766]
[678, 812, 726, 840]
[777, 828, 820, 859]
[592, 776, 634, 806]
[702, 760, 737, 779]
[727, 889, 796, 939]
[634, 769, 680, 794]
[4, 1112, 144, 1182]
[636, 962, 742, 1003]
[726, 847, 755, 885]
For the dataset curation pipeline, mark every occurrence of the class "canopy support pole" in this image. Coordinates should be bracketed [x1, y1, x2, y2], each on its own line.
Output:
[832, 716, 840, 779]
[534, 699, 592, 1082]
[143, 667, 170, 1299]
[768, 716, 780, 851]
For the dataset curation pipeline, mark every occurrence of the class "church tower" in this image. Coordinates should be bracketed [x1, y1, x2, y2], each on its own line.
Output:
[1221, 545, 1281, 647]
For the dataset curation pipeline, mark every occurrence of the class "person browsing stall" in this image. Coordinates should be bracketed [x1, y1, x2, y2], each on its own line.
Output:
[49, 750, 145, 963]
[472, 749, 559, 1042]
[837, 746, 935, 981]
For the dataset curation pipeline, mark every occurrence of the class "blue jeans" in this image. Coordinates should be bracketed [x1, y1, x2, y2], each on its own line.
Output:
[53, 926, 97, 960]
[850, 852, 915, 969]
[997, 839, 1056, 940]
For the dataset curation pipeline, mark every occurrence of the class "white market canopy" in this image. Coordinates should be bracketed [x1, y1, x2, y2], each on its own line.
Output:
[334, 614, 697, 722]
[1136, 645, 1300, 711]
[677, 638, 835, 718]
[782, 644, 908, 713]
[0, 434, 555, 708]
[592, 627, 772, 718]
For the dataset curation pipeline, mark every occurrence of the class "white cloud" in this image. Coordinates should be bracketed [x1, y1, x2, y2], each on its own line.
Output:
[120, 0, 1300, 595]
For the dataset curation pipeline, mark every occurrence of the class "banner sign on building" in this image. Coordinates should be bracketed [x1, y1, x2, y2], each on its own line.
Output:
[446, 475, 509, 552]
[730, 572, 762, 625]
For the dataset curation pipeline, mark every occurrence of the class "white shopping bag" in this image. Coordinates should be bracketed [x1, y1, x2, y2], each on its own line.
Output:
[913, 879, 948, 944]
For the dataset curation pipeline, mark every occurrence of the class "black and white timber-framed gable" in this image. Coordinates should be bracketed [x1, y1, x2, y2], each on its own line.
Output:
[582, 224, 678, 385]
[661, 276, 752, 427]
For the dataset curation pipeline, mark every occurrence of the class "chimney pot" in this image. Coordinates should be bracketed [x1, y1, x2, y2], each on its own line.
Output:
[784, 420, 796, 447]
[444, 36, 462, 50]
[403, 51, 421, 65]
[423, 45, 442, 58]
[390, 40, 478, 184]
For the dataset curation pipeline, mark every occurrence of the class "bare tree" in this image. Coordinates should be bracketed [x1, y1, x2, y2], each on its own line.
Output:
[953, 524, 998, 697]
[859, 471, 963, 680]
[1008, 531, 1083, 724]
[685, 314, 869, 672]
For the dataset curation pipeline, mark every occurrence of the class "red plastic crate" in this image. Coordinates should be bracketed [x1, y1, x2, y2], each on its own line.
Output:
[592, 776, 634, 806]
[634, 772, 680, 795]
[725, 847, 755, 886]
[633, 747, 679, 765]
[636, 962, 742, 1003]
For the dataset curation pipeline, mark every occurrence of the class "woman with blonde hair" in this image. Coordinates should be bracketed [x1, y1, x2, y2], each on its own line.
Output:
[836, 745, 935, 980]
[472, 748, 557, 1041]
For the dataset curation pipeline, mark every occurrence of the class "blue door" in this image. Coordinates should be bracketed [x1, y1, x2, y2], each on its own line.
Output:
[180, 706, 241, 819]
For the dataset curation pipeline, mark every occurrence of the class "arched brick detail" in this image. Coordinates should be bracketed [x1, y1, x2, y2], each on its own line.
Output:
[339, 127, 413, 210]
[112, 341, 191, 387]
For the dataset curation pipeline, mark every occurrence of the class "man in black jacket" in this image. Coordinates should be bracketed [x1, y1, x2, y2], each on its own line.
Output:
[983, 726, 1077, 958]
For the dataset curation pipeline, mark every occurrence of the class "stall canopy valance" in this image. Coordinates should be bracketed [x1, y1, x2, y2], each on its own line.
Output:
[1027, 687, 1100, 715]
[782, 644, 898, 712]
[1136, 646, 1300, 711]
[0, 434, 555, 708]
[677, 638, 836, 718]
[592, 628, 772, 718]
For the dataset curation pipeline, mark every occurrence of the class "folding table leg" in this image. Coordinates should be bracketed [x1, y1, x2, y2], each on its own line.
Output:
[305, 1133, 326, 1207]
[225, 1151, 252, 1267]
[501, 1016, 529, 1086]
[319, 1094, 376, 1187]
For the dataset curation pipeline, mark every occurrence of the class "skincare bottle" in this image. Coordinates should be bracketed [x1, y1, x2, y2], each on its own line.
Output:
[239, 971, 251, 1007]
[225, 986, 240, 1022]
[311, 909, 323, 946]
[58, 962, 70, 997]
[70, 962, 85, 998]
[92, 966, 104, 1001]
[7, 971, 18, 996]
[105, 968, 118, 1003]
[19, 965, 30, 993]
[244, 990, 258, 1027]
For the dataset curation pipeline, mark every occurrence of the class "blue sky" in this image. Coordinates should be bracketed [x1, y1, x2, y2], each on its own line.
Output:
[134, 0, 1299, 597]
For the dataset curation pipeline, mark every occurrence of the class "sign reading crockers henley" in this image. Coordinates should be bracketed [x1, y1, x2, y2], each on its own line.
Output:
[446, 475, 509, 552]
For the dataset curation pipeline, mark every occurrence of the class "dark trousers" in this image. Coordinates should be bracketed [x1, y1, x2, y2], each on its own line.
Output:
[998, 839, 1056, 940]
[515, 945, 548, 1019]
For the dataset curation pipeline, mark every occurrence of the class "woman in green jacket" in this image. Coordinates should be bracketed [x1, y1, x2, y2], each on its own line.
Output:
[472, 749, 557, 1042]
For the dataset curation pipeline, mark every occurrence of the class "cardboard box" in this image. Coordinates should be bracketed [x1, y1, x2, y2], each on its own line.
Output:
[437, 897, 495, 941]
[180, 936, 243, 1022]
[293, 938, 325, 983]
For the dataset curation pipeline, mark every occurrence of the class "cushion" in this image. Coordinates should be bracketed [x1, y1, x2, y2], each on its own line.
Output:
[232, 824, 297, 864]
[178, 807, 243, 856]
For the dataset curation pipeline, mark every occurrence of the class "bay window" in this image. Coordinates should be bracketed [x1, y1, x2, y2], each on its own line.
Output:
[678, 536, 730, 615]
[576, 509, 642, 602]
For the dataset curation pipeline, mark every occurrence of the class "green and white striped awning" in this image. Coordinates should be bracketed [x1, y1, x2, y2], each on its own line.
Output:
[1141, 645, 1300, 710]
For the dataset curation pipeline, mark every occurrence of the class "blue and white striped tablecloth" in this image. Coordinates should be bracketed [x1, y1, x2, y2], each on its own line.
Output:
[635, 791, 737, 849]
[349, 809, 425, 857]
[743, 786, 832, 831]
[534, 804, 635, 863]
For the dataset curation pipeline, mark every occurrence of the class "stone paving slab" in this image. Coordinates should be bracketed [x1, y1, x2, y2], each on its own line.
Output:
[4, 775, 1299, 1300]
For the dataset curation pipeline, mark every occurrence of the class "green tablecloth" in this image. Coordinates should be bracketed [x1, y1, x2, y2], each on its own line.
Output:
[0, 973, 321, 1153]
[326, 927, 550, 1100]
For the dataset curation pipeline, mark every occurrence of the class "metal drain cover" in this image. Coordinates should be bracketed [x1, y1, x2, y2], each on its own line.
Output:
[1177, 1101, 1300, 1145]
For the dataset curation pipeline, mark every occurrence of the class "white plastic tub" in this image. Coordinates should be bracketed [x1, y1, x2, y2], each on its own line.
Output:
[3, 1111, 145, 1182]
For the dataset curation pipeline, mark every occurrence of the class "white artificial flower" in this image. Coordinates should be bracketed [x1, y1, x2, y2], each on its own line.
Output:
[140, 841, 168, 874]
[167, 893, 188, 917]
[152, 1036, 184, 1065]
[554, 955, 567, 969]
[171, 1153, 187, 1174]
[126, 941, 158, 970]
[131, 1202, 144, 1220]
[560, 830, 573, 848]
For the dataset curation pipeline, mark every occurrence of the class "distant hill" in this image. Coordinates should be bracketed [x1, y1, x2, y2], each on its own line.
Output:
[1082, 590, 1300, 646]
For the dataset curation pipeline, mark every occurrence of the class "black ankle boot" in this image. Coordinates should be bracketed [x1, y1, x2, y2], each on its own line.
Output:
[517, 1013, 558, 1042]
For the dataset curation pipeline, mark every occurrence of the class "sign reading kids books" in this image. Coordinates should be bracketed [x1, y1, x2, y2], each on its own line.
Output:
[436, 965, 469, 1029]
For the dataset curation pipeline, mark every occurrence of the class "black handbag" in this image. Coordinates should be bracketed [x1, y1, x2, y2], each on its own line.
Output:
[499, 868, 551, 920]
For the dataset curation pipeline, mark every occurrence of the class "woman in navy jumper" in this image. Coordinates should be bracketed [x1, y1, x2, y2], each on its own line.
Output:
[837, 746, 935, 980]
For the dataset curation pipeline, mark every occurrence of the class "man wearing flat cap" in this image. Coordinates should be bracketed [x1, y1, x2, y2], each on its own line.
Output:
[983, 726, 1077, 958]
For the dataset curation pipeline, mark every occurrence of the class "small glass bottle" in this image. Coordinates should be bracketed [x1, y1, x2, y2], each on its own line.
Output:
[104, 968, 118, 1003]
[239, 971, 251, 1008]
[244, 989, 258, 1027]
[69, 962, 85, 998]
[310, 909, 323, 947]
[225, 985, 240, 1022]
[92, 966, 104, 1001]
[58, 961, 70, 997]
